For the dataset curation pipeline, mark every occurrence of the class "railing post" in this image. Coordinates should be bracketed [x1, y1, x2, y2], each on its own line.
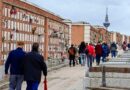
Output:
[102, 66, 106, 87]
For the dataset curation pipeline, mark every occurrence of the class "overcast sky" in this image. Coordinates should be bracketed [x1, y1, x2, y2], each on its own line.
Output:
[27, 0, 130, 35]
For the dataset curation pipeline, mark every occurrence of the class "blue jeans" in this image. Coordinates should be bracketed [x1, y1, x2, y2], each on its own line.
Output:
[96, 55, 101, 65]
[26, 81, 39, 90]
[80, 53, 86, 65]
[9, 75, 24, 90]
[111, 51, 116, 58]
[102, 55, 107, 62]
[87, 55, 92, 67]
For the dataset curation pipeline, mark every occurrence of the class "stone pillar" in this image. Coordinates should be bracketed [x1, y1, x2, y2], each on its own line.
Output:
[44, 17, 49, 60]
[0, 0, 3, 65]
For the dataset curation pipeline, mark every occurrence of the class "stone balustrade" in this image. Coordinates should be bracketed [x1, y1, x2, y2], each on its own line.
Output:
[83, 51, 130, 90]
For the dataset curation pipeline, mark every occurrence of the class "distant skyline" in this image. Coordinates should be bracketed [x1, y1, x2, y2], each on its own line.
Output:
[27, 0, 130, 35]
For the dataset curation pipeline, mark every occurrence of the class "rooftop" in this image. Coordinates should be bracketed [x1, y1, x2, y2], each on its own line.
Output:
[20, 0, 63, 19]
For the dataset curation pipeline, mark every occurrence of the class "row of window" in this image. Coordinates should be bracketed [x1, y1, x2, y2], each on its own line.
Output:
[48, 45, 65, 52]
[2, 43, 44, 52]
[2, 31, 44, 42]
[49, 20, 64, 31]
[3, 7, 45, 25]
[3, 20, 44, 33]
[48, 53, 62, 59]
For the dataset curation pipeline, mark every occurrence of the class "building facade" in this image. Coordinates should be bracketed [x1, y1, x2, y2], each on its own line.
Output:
[0, 0, 69, 65]
[71, 22, 102, 46]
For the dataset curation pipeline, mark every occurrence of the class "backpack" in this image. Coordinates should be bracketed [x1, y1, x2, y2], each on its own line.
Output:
[69, 48, 75, 55]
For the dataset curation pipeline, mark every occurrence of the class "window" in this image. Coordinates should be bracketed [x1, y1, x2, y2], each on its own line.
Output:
[4, 8, 8, 17]
[17, 22, 19, 30]
[23, 23, 24, 31]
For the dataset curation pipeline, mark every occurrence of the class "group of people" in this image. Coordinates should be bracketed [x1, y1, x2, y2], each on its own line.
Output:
[68, 41, 119, 67]
[5, 42, 47, 90]
[5, 40, 130, 90]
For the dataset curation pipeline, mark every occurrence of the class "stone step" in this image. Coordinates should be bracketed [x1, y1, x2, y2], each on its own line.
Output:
[87, 86, 130, 90]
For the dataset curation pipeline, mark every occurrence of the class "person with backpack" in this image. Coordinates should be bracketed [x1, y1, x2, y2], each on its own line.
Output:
[95, 41, 102, 65]
[78, 41, 86, 66]
[102, 42, 109, 62]
[68, 44, 76, 67]
[110, 42, 117, 58]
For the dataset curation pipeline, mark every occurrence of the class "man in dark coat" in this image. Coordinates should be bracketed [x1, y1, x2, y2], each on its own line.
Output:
[5, 41, 26, 90]
[110, 42, 117, 58]
[23, 43, 47, 90]
[95, 42, 102, 65]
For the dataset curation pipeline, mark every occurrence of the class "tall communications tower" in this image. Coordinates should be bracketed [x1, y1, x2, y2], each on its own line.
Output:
[103, 8, 110, 30]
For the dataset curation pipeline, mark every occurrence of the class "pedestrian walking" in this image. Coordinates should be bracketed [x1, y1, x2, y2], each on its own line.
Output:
[122, 41, 127, 51]
[102, 42, 109, 62]
[92, 44, 96, 63]
[5, 41, 26, 90]
[23, 43, 47, 90]
[68, 44, 76, 67]
[86, 43, 95, 67]
[78, 41, 86, 66]
[95, 42, 102, 65]
[128, 43, 130, 50]
[110, 42, 117, 58]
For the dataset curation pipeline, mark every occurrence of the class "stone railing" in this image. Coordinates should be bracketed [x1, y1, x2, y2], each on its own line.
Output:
[83, 51, 130, 90]
[84, 66, 130, 90]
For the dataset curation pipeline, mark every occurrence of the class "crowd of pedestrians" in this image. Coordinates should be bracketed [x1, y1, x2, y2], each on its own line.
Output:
[67, 41, 130, 68]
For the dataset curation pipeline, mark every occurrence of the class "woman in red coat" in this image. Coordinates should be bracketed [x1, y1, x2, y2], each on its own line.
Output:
[86, 43, 95, 67]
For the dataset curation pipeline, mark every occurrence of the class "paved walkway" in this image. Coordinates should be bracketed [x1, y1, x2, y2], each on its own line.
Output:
[2, 50, 124, 90]
[3, 65, 85, 90]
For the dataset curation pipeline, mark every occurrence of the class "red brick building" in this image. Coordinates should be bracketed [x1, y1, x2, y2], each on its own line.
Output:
[71, 22, 101, 46]
[94, 26, 111, 44]
[0, 0, 69, 64]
